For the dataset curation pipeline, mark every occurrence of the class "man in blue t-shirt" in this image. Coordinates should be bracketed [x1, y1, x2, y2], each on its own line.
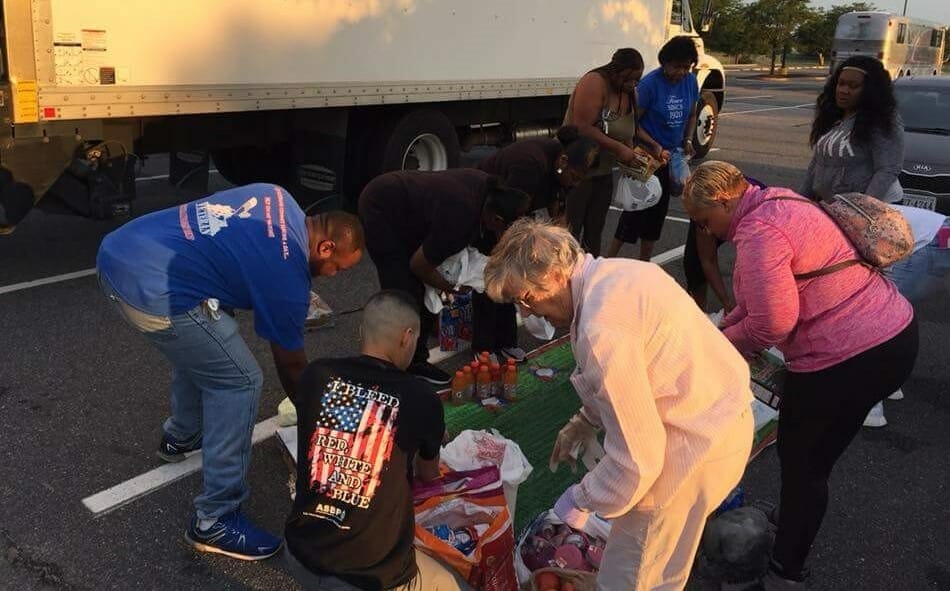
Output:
[610, 36, 700, 261]
[96, 183, 364, 561]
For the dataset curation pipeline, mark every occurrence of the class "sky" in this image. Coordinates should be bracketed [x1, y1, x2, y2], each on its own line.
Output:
[811, 0, 950, 25]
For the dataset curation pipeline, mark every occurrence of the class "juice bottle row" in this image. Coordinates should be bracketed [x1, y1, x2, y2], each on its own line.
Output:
[449, 351, 519, 405]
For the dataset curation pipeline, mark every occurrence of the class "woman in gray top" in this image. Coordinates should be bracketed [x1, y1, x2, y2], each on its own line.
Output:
[800, 56, 904, 204]
[801, 55, 906, 431]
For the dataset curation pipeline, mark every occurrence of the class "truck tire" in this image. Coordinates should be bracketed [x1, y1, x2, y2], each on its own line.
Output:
[379, 109, 460, 173]
[692, 91, 719, 160]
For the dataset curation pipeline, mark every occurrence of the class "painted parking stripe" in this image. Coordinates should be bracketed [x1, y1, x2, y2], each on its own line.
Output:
[82, 416, 281, 516]
[720, 103, 813, 116]
[0, 268, 98, 296]
[80, 243, 690, 516]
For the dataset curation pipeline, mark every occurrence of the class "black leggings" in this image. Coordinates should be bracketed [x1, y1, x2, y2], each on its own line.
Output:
[772, 317, 919, 578]
[565, 174, 613, 257]
[683, 221, 724, 294]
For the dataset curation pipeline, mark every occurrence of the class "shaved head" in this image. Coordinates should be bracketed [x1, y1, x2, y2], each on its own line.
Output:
[361, 290, 420, 349]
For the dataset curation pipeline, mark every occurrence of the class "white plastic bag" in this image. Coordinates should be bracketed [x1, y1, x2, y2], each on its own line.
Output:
[514, 509, 613, 586]
[707, 309, 725, 328]
[424, 247, 490, 314]
[523, 314, 556, 341]
[612, 174, 662, 211]
[305, 290, 334, 330]
[276, 396, 297, 427]
[441, 429, 533, 519]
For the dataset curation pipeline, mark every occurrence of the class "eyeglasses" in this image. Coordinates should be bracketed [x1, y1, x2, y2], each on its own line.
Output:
[515, 291, 534, 310]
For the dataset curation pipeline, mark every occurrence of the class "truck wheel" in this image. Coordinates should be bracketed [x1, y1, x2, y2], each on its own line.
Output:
[380, 110, 460, 173]
[692, 91, 719, 160]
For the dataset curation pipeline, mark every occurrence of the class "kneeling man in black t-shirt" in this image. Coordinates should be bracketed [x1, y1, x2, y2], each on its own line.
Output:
[283, 289, 467, 591]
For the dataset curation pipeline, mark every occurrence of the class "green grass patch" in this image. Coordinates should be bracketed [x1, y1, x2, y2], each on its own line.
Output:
[443, 343, 588, 532]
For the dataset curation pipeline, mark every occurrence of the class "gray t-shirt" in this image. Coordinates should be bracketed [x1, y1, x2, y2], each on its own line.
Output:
[800, 115, 904, 203]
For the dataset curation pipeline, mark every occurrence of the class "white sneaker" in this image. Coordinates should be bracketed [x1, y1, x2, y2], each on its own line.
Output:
[888, 388, 904, 400]
[863, 402, 887, 428]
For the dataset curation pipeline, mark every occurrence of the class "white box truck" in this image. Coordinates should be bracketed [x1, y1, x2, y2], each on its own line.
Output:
[0, 0, 725, 231]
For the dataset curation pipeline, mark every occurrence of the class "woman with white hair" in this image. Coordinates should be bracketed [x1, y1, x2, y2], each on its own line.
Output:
[483, 219, 753, 591]
[682, 160, 918, 590]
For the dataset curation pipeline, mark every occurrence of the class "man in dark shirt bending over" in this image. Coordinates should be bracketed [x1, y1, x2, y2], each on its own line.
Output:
[284, 290, 467, 591]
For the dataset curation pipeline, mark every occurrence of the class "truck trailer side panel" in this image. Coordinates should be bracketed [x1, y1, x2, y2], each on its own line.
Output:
[17, 0, 670, 122]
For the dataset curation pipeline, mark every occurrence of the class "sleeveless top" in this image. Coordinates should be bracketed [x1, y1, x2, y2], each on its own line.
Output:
[564, 73, 637, 177]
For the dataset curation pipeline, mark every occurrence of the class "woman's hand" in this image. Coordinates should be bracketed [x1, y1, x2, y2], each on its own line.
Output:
[617, 145, 639, 165]
[650, 144, 671, 164]
[682, 139, 695, 158]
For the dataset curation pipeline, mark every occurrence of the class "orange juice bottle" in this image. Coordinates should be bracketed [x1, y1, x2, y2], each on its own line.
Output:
[450, 371, 466, 405]
[476, 366, 492, 400]
[462, 366, 475, 400]
[503, 359, 519, 401]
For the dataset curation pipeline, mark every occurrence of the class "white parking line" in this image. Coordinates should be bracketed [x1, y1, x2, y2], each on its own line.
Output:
[0, 268, 97, 296]
[720, 103, 813, 117]
[79, 242, 690, 516]
[82, 416, 280, 516]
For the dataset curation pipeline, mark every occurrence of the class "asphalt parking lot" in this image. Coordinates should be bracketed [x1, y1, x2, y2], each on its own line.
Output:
[1, 69, 947, 590]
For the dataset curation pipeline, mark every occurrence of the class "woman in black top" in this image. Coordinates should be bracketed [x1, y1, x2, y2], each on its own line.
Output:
[478, 125, 600, 217]
[358, 169, 530, 381]
[474, 126, 599, 360]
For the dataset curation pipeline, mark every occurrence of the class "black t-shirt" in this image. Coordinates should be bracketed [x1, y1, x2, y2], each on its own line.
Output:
[358, 169, 490, 266]
[478, 138, 562, 212]
[285, 356, 445, 591]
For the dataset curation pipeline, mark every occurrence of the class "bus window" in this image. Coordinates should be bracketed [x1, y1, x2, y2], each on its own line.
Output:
[670, 0, 683, 26]
[931, 29, 944, 48]
[897, 23, 907, 44]
[681, 0, 694, 33]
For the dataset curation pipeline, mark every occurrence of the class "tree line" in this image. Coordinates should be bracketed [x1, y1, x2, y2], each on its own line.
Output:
[695, 1, 877, 73]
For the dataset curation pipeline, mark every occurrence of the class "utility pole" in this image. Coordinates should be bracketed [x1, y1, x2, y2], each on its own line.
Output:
[902, 0, 907, 16]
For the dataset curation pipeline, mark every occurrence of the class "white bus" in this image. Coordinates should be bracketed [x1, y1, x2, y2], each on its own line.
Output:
[830, 11, 946, 79]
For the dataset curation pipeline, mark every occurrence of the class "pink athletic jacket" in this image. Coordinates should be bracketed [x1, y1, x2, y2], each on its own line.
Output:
[721, 185, 913, 372]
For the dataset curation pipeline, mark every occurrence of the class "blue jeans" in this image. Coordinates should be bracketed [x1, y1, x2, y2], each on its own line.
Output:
[886, 221, 950, 303]
[99, 276, 263, 520]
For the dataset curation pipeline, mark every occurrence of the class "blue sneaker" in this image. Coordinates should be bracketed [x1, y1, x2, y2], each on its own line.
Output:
[184, 510, 282, 561]
[156, 430, 202, 463]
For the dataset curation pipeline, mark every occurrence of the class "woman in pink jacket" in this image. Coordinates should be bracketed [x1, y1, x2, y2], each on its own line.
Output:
[683, 161, 918, 590]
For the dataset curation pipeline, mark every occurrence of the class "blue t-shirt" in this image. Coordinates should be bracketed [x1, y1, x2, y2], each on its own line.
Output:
[97, 183, 311, 350]
[637, 69, 700, 150]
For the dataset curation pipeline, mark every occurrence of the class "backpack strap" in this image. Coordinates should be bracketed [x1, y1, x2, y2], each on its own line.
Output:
[792, 259, 864, 280]
[747, 194, 866, 280]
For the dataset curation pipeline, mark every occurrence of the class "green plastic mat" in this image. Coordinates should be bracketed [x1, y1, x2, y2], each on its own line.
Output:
[443, 342, 589, 532]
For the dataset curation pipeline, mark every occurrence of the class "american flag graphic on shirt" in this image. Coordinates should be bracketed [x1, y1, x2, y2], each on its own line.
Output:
[307, 377, 399, 508]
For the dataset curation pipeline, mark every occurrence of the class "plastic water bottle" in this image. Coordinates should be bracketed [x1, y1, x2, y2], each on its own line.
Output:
[462, 366, 475, 401]
[476, 366, 492, 400]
